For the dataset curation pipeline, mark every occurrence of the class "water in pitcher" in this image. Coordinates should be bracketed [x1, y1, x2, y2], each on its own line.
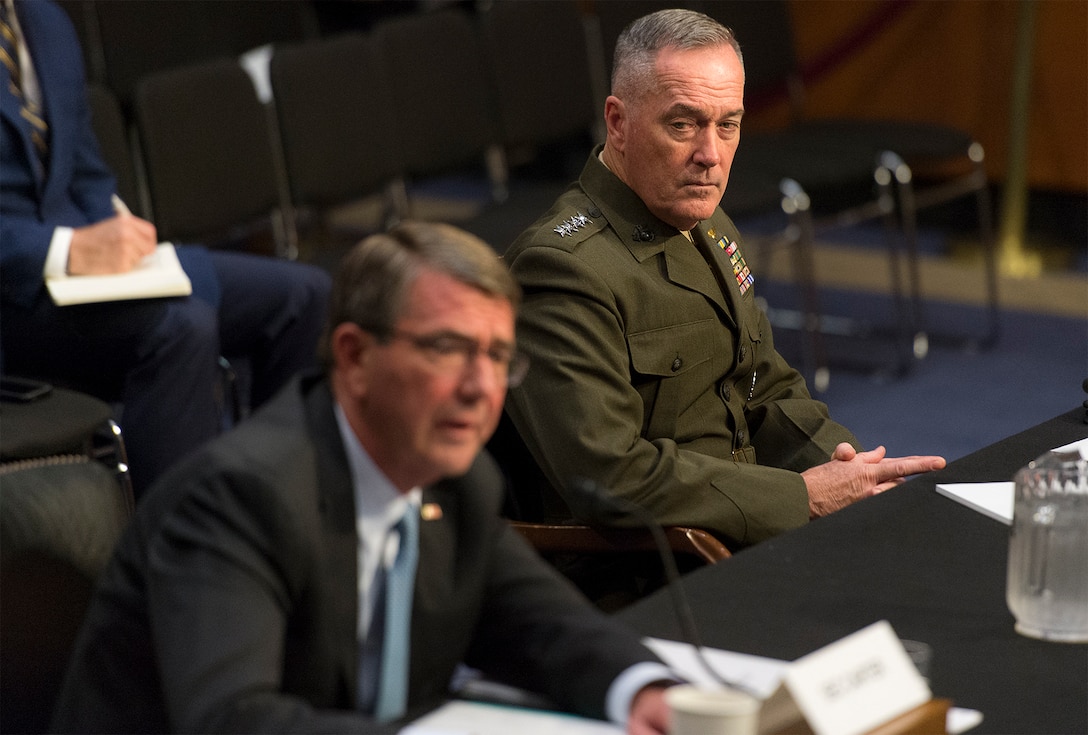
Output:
[1006, 449, 1088, 643]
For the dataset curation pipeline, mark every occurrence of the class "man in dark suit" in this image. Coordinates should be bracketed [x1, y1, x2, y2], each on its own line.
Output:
[0, 0, 330, 496]
[52, 222, 674, 734]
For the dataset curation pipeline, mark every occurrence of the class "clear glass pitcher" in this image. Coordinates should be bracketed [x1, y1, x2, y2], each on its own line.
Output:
[1006, 448, 1088, 642]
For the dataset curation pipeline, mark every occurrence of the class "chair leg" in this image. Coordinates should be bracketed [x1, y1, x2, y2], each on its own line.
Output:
[92, 418, 135, 514]
[971, 150, 1001, 349]
[780, 179, 830, 393]
[879, 152, 929, 366]
[885, 147, 1001, 354]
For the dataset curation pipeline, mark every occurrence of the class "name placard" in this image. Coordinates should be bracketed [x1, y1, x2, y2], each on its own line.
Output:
[759, 620, 931, 735]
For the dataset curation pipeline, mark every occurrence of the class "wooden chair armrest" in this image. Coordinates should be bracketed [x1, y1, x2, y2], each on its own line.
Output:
[509, 521, 731, 565]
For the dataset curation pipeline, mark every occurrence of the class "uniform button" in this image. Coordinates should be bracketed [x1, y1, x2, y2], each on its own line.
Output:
[671, 357, 682, 372]
[739, 346, 747, 362]
[736, 430, 746, 446]
[721, 385, 732, 402]
[588, 206, 602, 218]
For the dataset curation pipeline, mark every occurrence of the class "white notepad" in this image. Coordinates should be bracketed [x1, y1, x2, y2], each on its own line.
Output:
[46, 243, 192, 306]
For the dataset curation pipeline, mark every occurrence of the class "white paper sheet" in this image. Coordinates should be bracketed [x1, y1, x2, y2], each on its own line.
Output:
[934, 434, 1088, 525]
[400, 700, 623, 735]
[935, 482, 1015, 524]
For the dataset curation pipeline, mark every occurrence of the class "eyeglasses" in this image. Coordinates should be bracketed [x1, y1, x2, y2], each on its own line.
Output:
[386, 329, 530, 387]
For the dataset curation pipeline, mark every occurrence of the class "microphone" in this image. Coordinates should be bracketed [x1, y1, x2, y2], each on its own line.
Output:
[568, 477, 762, 698]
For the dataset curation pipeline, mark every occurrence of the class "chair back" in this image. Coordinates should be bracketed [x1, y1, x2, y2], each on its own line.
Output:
[371, 7, 499, 183]
[86, 82, 142, 215]
[134, 57, 285, 247]
[0, 460, 131, 733]
[478, 0, 600, 154]
[269, 33, 401, 216]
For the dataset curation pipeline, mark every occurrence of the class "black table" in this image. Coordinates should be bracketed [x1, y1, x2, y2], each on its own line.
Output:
[618, 407, 1088, 734]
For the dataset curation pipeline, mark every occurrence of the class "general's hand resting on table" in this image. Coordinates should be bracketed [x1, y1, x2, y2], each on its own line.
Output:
[803, 442, 946, 518]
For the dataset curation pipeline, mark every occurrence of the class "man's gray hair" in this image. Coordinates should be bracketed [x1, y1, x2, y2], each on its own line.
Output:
[318, 221, 519, 367]
[611, 8, 743, 99]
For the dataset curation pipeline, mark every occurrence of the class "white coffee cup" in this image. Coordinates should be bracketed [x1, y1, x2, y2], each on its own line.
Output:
[666, 684, 761, 735]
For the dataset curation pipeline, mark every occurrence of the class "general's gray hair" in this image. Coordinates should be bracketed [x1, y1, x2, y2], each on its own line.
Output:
[611, 8, 743, 99]
[318, 221, 519, 367]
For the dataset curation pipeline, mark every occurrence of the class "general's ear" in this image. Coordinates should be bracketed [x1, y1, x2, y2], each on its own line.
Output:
[603, 95, 627, 150]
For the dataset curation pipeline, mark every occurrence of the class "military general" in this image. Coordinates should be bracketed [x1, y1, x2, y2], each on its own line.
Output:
[500, 8, 945, 594]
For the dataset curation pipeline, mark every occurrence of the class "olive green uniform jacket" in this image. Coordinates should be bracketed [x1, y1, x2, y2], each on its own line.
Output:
[502, 149, 859, 549]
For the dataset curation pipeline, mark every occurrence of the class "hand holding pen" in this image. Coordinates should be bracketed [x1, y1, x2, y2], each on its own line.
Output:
[66, 195, 157, 275]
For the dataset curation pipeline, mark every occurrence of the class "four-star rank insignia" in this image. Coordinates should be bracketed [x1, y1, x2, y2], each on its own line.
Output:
[553, 212, 592, 237]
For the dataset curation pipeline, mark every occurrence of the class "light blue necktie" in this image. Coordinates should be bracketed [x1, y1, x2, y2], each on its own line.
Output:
[373, 506, 418, 722]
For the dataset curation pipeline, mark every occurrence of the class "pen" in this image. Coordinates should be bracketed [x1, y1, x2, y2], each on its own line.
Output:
[111, 194, 132, 216]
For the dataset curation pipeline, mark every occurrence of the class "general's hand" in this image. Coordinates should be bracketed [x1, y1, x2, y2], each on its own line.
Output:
[67, 214, 157, 275]
[628, 684, 671, 735]
[802, 442, 946, 518]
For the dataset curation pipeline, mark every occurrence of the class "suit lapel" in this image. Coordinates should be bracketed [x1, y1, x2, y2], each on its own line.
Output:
[0, 6, 42, 189]
[11, 0, 81, 195]
[303, 379, 361, 703]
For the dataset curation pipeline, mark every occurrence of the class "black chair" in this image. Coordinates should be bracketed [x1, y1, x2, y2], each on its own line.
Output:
[478, 0, 600, 174]
[371, 6, 507, 219]
[1, 381, 133, 506]
[268, 32, 404, 258]
[86, 82, 143, 217]
[87, 0, 316, 111]
[133, 57, 292, 255]
[0, 384, 134, 733]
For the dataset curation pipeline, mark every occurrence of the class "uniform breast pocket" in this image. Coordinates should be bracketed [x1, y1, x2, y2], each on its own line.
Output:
[628, 319, 723, 439]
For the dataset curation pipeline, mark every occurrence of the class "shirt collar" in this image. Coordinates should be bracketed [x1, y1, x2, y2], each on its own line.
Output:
[333, 403, 422, 524]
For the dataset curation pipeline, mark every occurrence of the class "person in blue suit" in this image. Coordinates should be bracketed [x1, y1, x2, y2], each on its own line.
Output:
[0, 0, 331, 496]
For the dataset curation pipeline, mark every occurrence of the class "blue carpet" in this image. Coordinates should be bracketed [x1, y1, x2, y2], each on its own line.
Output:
[759, 282, 1088, 465]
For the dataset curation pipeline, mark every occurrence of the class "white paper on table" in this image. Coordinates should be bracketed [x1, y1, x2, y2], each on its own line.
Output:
[644, 636, 789, 698]
[399, 700, 623, 735]
[934, 435, 1088, 525]
[935, 482, 1015, 525]
[1053, 436, 1088, 458]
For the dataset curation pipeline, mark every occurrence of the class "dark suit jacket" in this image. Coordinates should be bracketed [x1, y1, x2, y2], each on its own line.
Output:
[52, 374, 660, 733]
[503, 149, 859, 548]
[0, 0, 216, 311]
